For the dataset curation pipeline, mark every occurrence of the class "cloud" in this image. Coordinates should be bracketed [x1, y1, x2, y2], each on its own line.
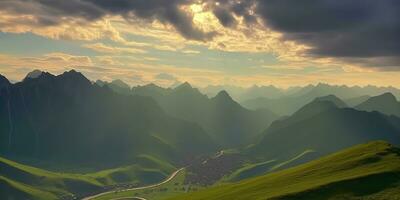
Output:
[0, 53, 94, 81]
[181, 50, 201, 54]
[155, 73, 177, 81]
[198, 0, 400, 69]
[213, 7, 237, 27]
[0, 53, 93, 69]
[132, 74, 143, 81]
[0, 0, 215, 41]
[83, 43, 146, 54]
[0, 0, 398, 71]
[252, 0, 400, 68]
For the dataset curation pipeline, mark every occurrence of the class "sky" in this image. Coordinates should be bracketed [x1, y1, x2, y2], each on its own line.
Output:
[0, 0, 399, 88]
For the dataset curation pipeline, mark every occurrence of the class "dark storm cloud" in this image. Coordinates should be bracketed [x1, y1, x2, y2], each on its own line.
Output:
[205, 0, 400, 68]
[0, 0, 214, 41]
[207, 0, 257, 27]
[254, 0, 400, 62]
[213, 7, 236, 27]
[257, 0, 400, 57]
[2, 0, 399, 68]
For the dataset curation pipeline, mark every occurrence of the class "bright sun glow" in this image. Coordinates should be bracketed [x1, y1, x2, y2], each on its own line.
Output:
[190, 4, 203, 13]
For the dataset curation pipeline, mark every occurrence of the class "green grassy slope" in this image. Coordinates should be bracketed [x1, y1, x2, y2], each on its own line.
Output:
[0, 176, 56, 200]
[223, 150, 316, 182]
[93, 169, 192, 200]
[0, 155, 176, 200]
[249, 101, 400, 169]
[168, 141, 400, 200]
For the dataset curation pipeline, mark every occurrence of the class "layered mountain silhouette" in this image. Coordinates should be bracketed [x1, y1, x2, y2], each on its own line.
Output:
[313, 94, 347, 108]
[0, 70, 217, 167]
[129, 82, 278, 148]
[242, 83, 400, 116]
[24, 69, 43, 80]
[98, 80, 278, 147]
[248, 97, 400, 165]
[96, 79, 131, 95]
[344, 95, 371, 107]
[356, 93, 400, 117]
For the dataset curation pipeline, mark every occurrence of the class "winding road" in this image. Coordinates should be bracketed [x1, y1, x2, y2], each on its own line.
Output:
[82, 168, 185, 200]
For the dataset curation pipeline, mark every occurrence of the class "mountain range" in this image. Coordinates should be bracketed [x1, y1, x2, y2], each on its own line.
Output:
[98, 80, 278, 148]
[1, 70, 400, 200]
[0, 70, 216, 169]
[241, 83, 400, 116]
[249, 96, 400, 165]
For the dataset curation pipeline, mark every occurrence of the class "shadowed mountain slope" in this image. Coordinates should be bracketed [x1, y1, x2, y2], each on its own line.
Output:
[248, 99, 400, 167]
[130, 83, 278, 148]
[0, 71, 217, 168]
[356, 93, 400, 117]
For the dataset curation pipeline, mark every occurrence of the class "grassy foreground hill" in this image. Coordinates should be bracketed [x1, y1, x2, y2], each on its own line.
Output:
[168, 141, 400, 200]
[0, 155, 176, 200]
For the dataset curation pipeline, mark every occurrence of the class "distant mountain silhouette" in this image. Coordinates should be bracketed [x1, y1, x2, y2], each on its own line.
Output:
[0, 71, 217, 167]
[130, 83, 278, 148]
[344, 95, 371, 107]
[314, 95, 347, 108]
[133, 83, 172, 98]
[249, 99, 400, 165]
[355, 93, 400, 117]
[96, 79, 131, 95]
[24, 69, 43, 80]
[239, 85, 284, 100]
[242, 83, 400, 116]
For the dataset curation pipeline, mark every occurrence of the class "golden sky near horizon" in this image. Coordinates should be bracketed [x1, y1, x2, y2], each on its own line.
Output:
[0, 0, 399, 88]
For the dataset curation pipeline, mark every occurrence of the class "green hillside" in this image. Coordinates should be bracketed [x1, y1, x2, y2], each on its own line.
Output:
[0, 155, 176, 200]
[168, 141, 400, 200]
[249, 100, 400, 168]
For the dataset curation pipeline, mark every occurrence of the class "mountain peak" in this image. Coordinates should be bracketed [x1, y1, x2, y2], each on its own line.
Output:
[175, 82, 193, 90]
[212, 90, 235, 103]
[24, 69, 43, 80]
[59, 70, 89, 82]
[361, 92, 398, 105]
[111, 79, 130, 89]
[173, 82, 204, 96]
[377, 92, 397, 101]
[314, 95, 347, 108]
[355, 92, 400, 117]
[23, 70, 55, 82]
[292, 99, 338, 119]
[0, 74, 11, 89]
